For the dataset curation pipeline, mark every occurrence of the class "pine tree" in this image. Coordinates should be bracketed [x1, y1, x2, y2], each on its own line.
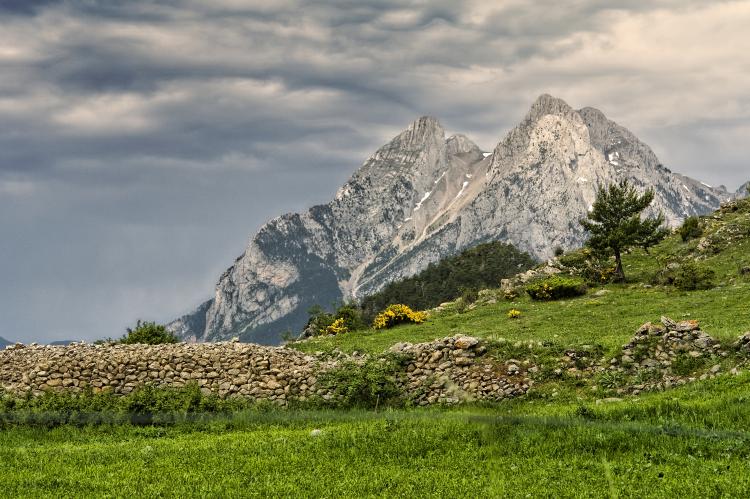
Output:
[580, 180, 668, 282]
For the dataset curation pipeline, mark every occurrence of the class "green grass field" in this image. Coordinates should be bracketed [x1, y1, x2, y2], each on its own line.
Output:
[3, 200, 750, 497]
[3, 374, 750, 497]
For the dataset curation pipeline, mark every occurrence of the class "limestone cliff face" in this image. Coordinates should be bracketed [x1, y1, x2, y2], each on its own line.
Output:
[170, 95, 733, 344]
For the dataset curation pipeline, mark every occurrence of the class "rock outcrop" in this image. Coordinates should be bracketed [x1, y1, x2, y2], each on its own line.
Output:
[172, 95, 735, 344]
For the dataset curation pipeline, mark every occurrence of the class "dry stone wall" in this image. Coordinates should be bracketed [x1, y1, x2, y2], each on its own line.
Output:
[3, 321, 746, 406]
[0, 336, 529, 405]
[0, 342, 332, 404]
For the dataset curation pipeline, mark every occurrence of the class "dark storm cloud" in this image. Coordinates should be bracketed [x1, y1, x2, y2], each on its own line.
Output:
[1, 0, 748, 342]
[0, 0, 61, 15]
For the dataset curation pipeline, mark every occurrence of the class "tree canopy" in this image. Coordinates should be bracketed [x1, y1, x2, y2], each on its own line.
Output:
[580, 180, 668, 282]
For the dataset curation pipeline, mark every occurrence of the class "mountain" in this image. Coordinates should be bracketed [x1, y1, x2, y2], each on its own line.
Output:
[738, 181, 750, 198]
[169, 94, 734, 345]
[0, 336, 10, 348]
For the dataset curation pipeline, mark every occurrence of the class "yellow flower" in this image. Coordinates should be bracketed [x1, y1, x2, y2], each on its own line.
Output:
[325, 318, 348, 335]
[507, 309, 522, 319]
[372, 304, 427, 329]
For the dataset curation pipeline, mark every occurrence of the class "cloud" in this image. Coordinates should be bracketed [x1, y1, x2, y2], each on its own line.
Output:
[1, 0, 749, 342]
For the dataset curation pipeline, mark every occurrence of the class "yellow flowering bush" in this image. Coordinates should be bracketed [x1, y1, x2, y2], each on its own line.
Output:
[325, 318, 349, 335]
[372, 304, 428, 330]
[507, 309, 521, 319]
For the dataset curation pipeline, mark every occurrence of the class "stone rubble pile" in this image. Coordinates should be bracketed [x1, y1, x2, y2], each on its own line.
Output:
[616, 316, 726, 367]
[608, 316, 731, 393]
[391, 335, 532, 405]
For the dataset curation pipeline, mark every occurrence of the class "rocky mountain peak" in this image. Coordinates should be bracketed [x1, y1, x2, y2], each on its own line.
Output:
[395, 115, 444, 147]
[527, 93, 575, 120]
[446, 134, 483, 157]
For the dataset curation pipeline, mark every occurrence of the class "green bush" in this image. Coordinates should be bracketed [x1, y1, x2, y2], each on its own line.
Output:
[334, 304, 366, 331]
[557, 250, 617, 285]
[557, 250, 590, 268]
[303, 303, 365, 337]
[118, 320, 178, 345]
[317, 356, 405, 408]
[672, 262, 715, 291]
[525, 276, 587, 301]
[455, 287, 479, 313]
[679, 216, 703, 242]
[303, 306, 336, 337]
[653, 261, 715, 291]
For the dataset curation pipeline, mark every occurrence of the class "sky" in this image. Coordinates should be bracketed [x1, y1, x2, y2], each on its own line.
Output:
[1, 0, 749, 343]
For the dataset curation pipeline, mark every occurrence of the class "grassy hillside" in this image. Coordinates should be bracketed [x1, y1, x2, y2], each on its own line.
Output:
[294, 197, 750, 356]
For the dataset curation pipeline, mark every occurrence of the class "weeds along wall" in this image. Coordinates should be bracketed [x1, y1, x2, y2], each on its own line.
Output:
[0, 337, 532, 406]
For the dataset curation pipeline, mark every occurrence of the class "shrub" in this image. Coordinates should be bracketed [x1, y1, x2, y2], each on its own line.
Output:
[554, 246, 565, 257]
[525, 276, 587, 301]
[303, 303, 364, 337]
[325, 318, 348, 335]
[596, 370, 626, 390]
[302, 306, 336, 337]
[118, 320, 178, 345]
[372, 304, 428, 330]
[558, 249, 590, 268]
[454, 288, 479, 314]
[317, 356, 404, 408]
[679, 216, 703, 242]
[672, 261, 715, 291]
[558, 249, 617, 285]
[507, 309, 521, 319]
[0, 383, 256, 428]
[460, 287, 479, 306]
[653, 261, 715, 291]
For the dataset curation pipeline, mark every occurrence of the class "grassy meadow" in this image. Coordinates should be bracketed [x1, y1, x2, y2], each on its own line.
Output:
[3, 373, 750, 497]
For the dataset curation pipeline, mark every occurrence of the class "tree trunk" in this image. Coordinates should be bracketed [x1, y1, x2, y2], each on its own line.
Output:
[613, 248, 625, 282]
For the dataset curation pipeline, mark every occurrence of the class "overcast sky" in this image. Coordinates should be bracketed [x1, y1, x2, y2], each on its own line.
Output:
[2, 0, 749, 343]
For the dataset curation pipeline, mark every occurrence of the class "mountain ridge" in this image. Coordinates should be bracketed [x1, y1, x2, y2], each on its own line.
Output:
[169, 95, 738, 345]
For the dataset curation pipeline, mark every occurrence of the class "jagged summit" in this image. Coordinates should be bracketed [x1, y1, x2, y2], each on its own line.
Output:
[446, 134, 482, 156]
[169, 96, 731, 345]
[528, 93, 575, 119]
[395, 115, 444, 146]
